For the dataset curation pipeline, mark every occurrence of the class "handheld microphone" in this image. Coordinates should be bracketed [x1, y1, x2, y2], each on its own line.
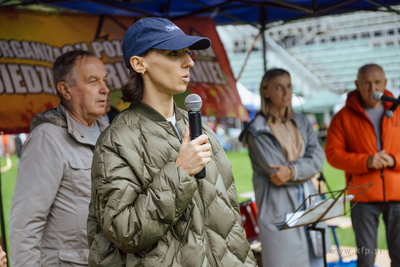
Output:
[373, 92, 400, 118]
[385, 95, 400, 118]
[184, 94, 206, 179]
[385, 103, 398, 118]
[373, 92, 400, 105]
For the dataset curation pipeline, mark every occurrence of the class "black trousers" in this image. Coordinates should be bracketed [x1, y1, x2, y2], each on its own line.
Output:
[351, 201, 400, 267]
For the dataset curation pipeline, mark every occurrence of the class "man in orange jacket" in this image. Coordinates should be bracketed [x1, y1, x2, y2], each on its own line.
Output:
[325, 64, 400, 267]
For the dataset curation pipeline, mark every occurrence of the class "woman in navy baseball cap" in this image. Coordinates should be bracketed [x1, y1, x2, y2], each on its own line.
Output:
[88, 17, 257, 267]
[120, 17, 211, 104]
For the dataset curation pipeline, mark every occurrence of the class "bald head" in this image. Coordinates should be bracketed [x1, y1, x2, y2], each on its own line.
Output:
[355, 63, 387, 108]
[357, 64, 385, 80]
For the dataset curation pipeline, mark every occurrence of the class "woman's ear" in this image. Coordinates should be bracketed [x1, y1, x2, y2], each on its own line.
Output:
[57, 82, 72, 101]
[130, 56, 147, 74]
[263, 87, 270, 99]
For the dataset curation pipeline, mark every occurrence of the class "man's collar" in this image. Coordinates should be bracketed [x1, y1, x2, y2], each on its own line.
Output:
[59, 103, 108, 145]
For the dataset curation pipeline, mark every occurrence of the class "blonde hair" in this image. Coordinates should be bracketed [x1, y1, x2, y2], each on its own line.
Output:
[259, 68, 293, 123]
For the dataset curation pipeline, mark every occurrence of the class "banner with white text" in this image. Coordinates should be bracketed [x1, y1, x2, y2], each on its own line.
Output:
[0, 8, 248, 134]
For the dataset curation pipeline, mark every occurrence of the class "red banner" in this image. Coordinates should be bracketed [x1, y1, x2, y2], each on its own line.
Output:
[0, 9, 248, 134]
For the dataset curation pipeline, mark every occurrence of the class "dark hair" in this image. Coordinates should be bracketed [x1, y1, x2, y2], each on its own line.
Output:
[259, 68, 293, 122]
[121, 67, 144, 103]
[120, 50, 152, 103]
[52, 50, 95, 102]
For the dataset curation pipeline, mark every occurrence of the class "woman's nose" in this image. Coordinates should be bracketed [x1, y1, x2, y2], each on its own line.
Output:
[183, 53, 194, 68]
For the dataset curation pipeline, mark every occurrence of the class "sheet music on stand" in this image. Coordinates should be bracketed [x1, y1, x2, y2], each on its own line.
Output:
[285, 194, 354, 227]
[276, 183, 374, 231]
[274, 183, 374, 267]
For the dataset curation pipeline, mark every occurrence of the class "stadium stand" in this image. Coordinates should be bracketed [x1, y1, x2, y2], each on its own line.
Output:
[217, 7, 400, 97]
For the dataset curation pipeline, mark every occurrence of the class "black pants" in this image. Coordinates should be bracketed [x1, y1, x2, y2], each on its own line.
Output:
[351, 201, 400, 267]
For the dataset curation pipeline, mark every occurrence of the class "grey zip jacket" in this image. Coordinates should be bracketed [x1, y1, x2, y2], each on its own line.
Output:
[239, 112, 330, 267]
[87, 101, 257, 267]
[9, 103, 108, 267]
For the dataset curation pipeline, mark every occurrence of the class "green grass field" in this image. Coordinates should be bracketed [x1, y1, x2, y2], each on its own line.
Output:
[0, 155, 18, 255]
[1, 150, 389, 262]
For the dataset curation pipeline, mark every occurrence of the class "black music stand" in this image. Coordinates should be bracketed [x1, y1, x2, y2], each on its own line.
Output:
[275, 183, 374, 267]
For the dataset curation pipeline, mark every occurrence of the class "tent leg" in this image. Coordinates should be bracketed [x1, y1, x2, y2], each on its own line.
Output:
[260, 6, 267, 73]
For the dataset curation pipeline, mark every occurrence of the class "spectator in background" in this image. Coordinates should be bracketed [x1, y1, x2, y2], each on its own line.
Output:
[9, 50, 109, 266]
[14, 134, 23, 160]
[239, 68, 329, 267]
[215, 124, 232, 151]
[325, 63, 400, 267]
[1, 135, 9, 156]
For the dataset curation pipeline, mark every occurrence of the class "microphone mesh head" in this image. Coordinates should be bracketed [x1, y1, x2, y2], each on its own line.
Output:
[385, 110, 394, 118]
[184, 94, 202, 110]
[373, 91, 383, 102]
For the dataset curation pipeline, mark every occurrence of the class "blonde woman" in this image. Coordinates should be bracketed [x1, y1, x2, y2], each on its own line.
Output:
[239, 69, 329, 267]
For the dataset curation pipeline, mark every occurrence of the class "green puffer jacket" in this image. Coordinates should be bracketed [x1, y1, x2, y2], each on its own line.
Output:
[88, 101, 257, 267]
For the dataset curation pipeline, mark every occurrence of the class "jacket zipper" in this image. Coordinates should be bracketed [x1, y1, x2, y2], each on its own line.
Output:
[174, 121, 216, 267]
[365, 113, 386, 202]
[381, 170, 386, 202]
[197, 196, 217, 267]
[168, 121, 182, 141]
[380, 117, 386, 202]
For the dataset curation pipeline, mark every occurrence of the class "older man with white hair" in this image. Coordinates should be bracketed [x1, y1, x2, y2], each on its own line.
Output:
[9, 50, 110, 267]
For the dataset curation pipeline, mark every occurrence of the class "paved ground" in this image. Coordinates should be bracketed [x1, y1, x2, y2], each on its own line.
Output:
[327, 246, 390, 267]
[250, 242, 390, 266]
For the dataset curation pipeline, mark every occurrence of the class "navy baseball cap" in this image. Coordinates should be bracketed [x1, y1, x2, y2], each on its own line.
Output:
[123, 17, 211, 69]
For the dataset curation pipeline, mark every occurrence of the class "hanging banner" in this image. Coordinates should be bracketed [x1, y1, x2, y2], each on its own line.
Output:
[0, 8, 248, 134]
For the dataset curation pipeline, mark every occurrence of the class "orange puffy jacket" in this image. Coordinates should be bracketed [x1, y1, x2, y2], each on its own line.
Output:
[325, 89, 400, 202]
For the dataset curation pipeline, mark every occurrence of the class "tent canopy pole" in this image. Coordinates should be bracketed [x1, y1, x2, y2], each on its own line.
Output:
[260, 6, 267, 73]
